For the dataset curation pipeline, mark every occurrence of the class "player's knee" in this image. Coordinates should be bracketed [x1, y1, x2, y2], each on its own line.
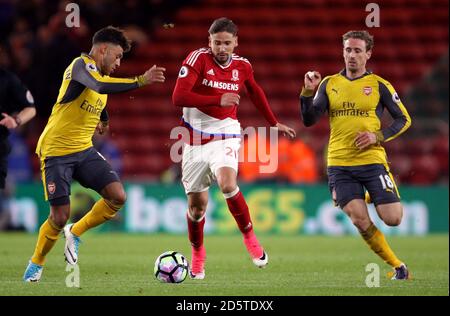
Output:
[110, 190, 127, 206]
[386, 218, 401, 226]
[380, 204, 403, 226]
[50, 212, 69, 228]
[383, 214, 402, 226]
[49, 203, 70, 227]
[188, 205, 206, 221]
[216, 174, 237, 194]
[52, 217, 68, 228]
[352, 217, 372, 231]
[218, 181, 237, 195]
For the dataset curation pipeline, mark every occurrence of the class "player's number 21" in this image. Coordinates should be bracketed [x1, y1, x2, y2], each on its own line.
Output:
[225, 147, 237, 159]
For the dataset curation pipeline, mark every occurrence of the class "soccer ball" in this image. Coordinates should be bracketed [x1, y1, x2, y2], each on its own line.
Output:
[154, 251, 189, 283]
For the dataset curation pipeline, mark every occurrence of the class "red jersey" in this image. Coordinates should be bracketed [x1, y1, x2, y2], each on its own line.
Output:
[172, 48, 278, 143]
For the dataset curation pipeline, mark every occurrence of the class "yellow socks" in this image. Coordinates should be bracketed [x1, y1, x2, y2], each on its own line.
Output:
[29, 199, 122, 266]
[71, 198, 121, 237]
[360, 223, 402, 268]
[31, 218, 62, 266]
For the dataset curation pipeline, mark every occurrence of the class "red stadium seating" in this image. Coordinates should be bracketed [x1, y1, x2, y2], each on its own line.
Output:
[107, 0, 448, 180]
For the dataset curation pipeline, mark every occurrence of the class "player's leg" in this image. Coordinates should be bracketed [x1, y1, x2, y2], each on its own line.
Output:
[215, 167, 268, 268]
[346, 200, 405, 273]
[212, 138, 267, 267]
[69, 181, 126, 237]
[63, 149, 124, 264]
[376, 202, 403, 226]
[181, 142, 212, 279]
[330, 166, 403, 273]
[24, 156, 74, 281]
[63, 181, 124, 265]
[24, 203, 70, 282]
[375, 202, 409, 279]
[341, 199, 372, 231]
[364, 165, 409, 279]
[340, 196, 406, 276]
[187, 191, 208, 279]
[371, 168, 403, 227]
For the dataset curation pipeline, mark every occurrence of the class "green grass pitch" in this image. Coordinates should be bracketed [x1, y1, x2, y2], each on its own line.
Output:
[0, 233, 448, 296]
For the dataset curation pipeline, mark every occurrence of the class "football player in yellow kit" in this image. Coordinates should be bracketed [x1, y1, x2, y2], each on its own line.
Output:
[300, 30, 411, 280]
[23, 26, 165, 282]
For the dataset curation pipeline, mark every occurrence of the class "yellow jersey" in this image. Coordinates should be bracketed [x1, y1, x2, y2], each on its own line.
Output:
[300, 70, 411, 166]
[36, 54, 144, 158]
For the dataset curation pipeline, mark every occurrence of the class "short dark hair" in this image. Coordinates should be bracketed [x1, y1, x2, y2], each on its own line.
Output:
[342, 30, 374, 51]
[208, 17, 238, 36]
[92, 26, 131, 52]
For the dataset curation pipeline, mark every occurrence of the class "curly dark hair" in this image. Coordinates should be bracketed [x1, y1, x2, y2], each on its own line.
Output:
[92, 26, 131, 52]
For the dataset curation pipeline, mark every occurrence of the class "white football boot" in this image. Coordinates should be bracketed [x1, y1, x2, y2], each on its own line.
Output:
[63, 224, 81, 265]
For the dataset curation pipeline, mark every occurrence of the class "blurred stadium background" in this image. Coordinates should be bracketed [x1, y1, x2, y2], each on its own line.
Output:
[0, 0, 448, 295]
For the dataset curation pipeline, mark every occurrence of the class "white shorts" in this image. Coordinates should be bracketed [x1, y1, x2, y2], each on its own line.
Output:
[181, 138, 241, 194]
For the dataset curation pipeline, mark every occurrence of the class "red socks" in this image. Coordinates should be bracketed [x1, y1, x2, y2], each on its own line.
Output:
[186, 212, 205, 248]
[225, 189, 253, 234]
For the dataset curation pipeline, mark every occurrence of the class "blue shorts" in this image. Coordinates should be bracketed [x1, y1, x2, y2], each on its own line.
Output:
[41, 147, 120, 206]
[327, 164, 400, 208]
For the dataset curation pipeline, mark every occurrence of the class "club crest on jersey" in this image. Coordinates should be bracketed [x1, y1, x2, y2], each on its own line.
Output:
[26, 90, 34, 104]
[392, 92, 401, 103]
[363, 86, 372, 96]
[86, 63, 97, 72]
[231, 69, 239, 81]
[47, 182, 56, 195]
[178, 66, 188, 78]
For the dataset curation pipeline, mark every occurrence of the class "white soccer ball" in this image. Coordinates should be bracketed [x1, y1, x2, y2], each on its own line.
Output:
[154, 251, 189, 283]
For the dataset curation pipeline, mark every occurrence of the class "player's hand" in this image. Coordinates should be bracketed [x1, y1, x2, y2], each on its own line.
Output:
[304, 71, 321, 91]
[0, 113, 18, 129]
[220, 93, 240, 107]
[354, 131, 377, 150]
[275, 122, 296, 139]
[142, 65, 166, 84]
[96, 121, 109, 135]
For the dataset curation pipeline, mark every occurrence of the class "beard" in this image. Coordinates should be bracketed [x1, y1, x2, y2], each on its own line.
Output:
[214, 53, 230, 65]
[99, 55, 114, 76]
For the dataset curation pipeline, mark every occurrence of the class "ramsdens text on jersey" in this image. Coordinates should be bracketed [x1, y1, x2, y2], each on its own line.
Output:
[201, 79, 239, 91]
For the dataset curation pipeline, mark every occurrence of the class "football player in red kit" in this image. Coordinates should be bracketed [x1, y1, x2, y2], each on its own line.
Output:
[172, 17, 296, 279]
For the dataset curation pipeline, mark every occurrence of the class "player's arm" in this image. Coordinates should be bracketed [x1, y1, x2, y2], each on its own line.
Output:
[299, 71, 329, 127]
[100, 108, 109, 122]
[244, 72, 296, 138]
[72, 59, 165, 94]
[355, 81, 411, 150]
[244, 73, 278, 126]
[376, 81, 411, 142]
[0, 72, 36, 129]
[172, 65, 224, 107]
[96, 108, 109, 135]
